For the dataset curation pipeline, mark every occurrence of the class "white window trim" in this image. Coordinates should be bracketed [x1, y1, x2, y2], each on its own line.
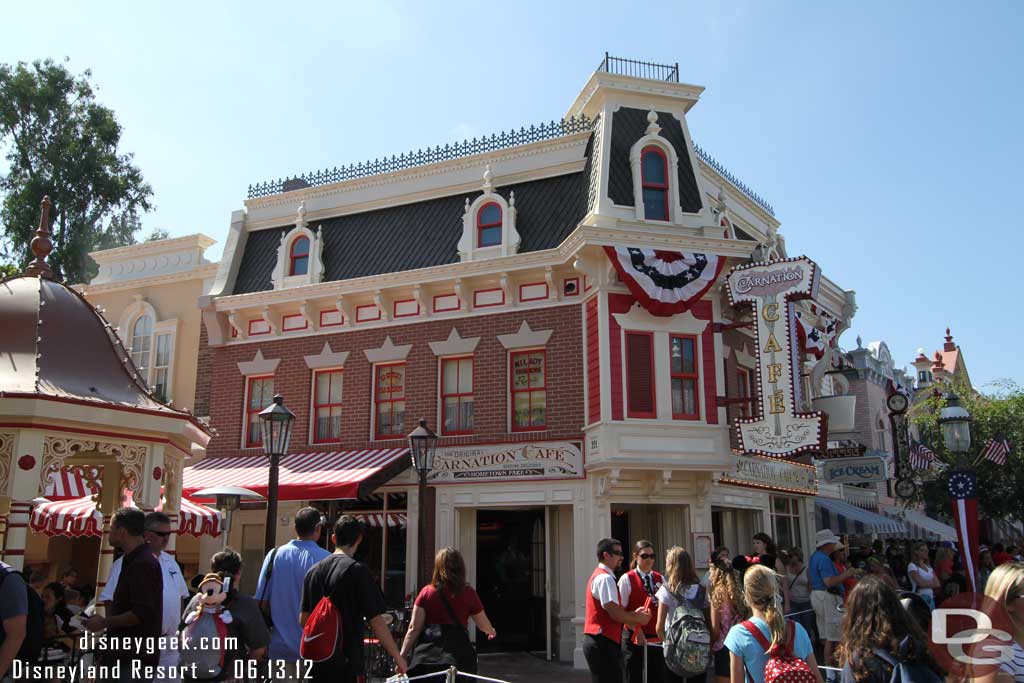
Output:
[629, 110, 685, 225]
[241, 374, 275, 450]
[428, 328, 480, 357]
[497, 320, 553, 350]
[613, 304, 709, 422]
[309, 366, 345, 446]
[304, 342, 350, 370]
[364, 336, 412, 364]
[457, 164, 520, 262]
[117, 297, 179, 403]
[437, 355, 475, 437]
[272, 202, 325, 290]
[237, 350, 281, 376]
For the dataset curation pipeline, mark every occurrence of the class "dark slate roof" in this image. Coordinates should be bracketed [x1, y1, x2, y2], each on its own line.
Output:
[233, 170, 588, 295]
[607, 108, 703, 213]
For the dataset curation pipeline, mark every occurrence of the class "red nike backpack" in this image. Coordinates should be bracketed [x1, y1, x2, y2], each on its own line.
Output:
[300, 559, 353, 662]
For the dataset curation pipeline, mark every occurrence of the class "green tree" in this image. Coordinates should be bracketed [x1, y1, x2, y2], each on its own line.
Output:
[0, 58, 152, 284]
[907, 379, 1024, 529]
[146, 227, 170, 242]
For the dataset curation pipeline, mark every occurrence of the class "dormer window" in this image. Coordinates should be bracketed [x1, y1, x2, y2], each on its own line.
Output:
[289, 236, 310, 276]
[477, 203, 502, 248]
[641, 146, 669, 221]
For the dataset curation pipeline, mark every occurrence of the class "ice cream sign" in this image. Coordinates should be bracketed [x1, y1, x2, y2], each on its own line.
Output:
[726, 256, 826, 458]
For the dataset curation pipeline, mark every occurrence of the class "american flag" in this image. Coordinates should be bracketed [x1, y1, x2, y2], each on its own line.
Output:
[981, 436, 1011, 466]
[909, 441, 938, 470]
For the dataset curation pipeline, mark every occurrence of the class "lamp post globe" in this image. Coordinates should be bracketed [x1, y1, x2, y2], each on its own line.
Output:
[408, 419, 438, 587]
[259, 394, 295, 554]
[938, 391, 972, 454]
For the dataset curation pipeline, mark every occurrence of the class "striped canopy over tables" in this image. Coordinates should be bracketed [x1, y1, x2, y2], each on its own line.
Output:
[352, 512, 408, 528]
[30, 492, 221, 538]
[183, 448, 410, 502]
[43, 467, 100, 500]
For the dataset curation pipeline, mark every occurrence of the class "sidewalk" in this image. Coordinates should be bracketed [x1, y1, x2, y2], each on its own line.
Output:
[477, 652, 591, 683]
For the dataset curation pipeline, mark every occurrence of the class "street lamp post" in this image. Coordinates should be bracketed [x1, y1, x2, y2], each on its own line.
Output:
[938, 391, 972, 454]
[259, 394, 295, 555]
[408, 419, 438, 588]
[938, 390, 981, 591]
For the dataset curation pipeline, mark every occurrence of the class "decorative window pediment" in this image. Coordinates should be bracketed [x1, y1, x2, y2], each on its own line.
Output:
[630, 109, 685, 224]
[272, 202, 325, 289]
[237, 349, 281, 376]
[365, 336, 412, 364]
[429, 328, 481, 357]
[304, 342, 350, 370]
[457, 165, 520, 262]
[498, 320, 553, 350]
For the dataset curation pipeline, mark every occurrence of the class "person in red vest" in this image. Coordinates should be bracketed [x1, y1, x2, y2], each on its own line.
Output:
[584, 538, 653, 683]
[617, 540, 664, 683]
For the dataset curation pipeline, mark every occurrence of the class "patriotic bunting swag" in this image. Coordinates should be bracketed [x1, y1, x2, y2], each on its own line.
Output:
[795, 310, 827, 360]
[604, 246, 724, 317]
[948, 470, 981, 592]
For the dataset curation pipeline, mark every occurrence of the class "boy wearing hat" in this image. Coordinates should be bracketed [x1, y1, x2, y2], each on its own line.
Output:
[808, 529, 860, 678]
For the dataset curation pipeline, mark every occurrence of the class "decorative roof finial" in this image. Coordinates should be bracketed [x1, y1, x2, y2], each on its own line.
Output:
[482, 164, 493, 194]
[23, 196, 53, 280]
[296, 201, 307, 229]
[645, 107, 661, 135]
[856, 335, 863, 349]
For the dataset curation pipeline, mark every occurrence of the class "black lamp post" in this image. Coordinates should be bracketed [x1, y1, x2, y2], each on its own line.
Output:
[259, 394, 295, 555]
[408, 419, 438, 587]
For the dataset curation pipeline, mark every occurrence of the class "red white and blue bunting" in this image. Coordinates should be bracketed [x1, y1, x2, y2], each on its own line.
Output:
[604, 246, 725, 316]
[794, 309, 827, 360]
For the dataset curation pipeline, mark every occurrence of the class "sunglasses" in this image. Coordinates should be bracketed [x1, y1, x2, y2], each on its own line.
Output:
[608, 550, 624, 556]
[638, 553, 656, 560]
[147, 530, 172, 538]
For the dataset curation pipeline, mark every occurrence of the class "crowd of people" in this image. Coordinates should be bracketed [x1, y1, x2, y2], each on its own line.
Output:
[582, 529, 1024, 683]
[2, 510, 1024, 683]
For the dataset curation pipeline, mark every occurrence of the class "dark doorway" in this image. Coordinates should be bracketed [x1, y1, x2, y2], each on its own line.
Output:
[476, 509, 546, 652]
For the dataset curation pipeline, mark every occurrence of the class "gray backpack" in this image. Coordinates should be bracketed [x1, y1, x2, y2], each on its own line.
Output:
[664, 585, 711, 677]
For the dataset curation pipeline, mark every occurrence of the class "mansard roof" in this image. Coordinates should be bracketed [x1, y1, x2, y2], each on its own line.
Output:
[232, 170, 587, 295]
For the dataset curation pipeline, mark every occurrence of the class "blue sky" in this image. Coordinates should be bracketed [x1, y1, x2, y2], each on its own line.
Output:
[2, 1, 1021, 389]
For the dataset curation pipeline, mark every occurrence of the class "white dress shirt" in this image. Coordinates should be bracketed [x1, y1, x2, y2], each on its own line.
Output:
[590, 563, 621, 608]
[100, 551, 189, 636]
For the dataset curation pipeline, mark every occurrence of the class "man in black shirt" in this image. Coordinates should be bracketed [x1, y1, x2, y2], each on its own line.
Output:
[300, 515, 406, 683]
[84, 507, 163, 682]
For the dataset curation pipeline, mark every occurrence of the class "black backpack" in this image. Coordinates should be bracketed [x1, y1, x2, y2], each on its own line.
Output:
[0, 564, 44, 664]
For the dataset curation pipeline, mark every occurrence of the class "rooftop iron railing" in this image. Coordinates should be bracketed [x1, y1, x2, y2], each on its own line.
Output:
[597, 52, 680, 83]
[694, 143, 775, 216]
[246, 115, 594, 199]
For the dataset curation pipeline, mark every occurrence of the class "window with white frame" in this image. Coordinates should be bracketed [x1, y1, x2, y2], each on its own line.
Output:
[245, 375, 275, 448]
[127, 312, 175, 402]
[771, 496, 802, 550]
[312, 369, 344, 443]
[374, 363, 407, 439]
[670, 334, 700, 420]
[441, 357, 474, 435]
[510, 350, 546, 431]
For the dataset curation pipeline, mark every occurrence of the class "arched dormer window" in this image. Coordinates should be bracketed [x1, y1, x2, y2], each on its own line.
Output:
[273, 201, 325, 290]
[641, 146, 669, 221]
[458, 165, 520, 262]
[477, 203, 502, 248]
[289, 236, 310, 276]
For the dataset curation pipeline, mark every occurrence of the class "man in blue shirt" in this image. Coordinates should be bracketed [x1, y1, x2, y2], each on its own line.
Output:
[808, 529, 859, 678]
[256, 507, 331, 665]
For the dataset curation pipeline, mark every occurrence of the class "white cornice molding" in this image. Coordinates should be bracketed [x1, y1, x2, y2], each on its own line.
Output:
[75, 263, 220, 295]
[566, 72, 705, 120]
[612, 304, 709, 334]
[428, 328, 481, 357]
[364, 336, 412, 364]
[237, 350, 280, 376]
[89, 233, 217, 262]
[498, 321, 553, 350]
[304, 342, 350, 370]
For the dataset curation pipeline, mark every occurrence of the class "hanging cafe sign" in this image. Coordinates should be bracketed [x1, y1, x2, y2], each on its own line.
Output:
[427, 441, 583, 483]
[726, 256, 827, 458]
[720, 455, 818, 495]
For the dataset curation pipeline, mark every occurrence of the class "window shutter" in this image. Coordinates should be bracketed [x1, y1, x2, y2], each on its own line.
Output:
[626, 332, 655, 417]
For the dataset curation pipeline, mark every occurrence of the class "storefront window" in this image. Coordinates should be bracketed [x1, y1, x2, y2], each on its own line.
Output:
[511, 350, 546, 430]
[771, 496, 802, 550]
[670, 335, 699, 419]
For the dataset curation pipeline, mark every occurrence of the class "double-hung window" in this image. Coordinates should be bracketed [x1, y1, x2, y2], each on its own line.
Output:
[128, 314, 174, 402]
[312, 369, 344, 443]
[670, 335, 700, 420]
[374, 363, 406, 439]
[441, 357, 474, 435]
[511, 350, 546, 431]
[641, 146, 669, 221]
[245, 375, 275, 447]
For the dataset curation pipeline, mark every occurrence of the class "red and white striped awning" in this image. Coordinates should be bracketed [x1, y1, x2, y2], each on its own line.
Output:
[353, 512, 408, 528]
[30, 492, 221, 538]
[183, 448, 410, 502]
[43, 468, 100, 500]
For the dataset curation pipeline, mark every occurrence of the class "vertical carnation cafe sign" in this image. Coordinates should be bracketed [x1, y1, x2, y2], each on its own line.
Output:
[427, 441, 583, 483]
[726, 256, 826, 458]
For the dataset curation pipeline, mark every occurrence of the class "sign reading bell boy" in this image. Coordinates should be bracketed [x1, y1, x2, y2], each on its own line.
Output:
[726, 256, 826, 458]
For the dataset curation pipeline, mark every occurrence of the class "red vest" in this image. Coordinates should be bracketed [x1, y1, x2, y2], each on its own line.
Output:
[624, 569, 663, 638]
[584, 566, 623, 644]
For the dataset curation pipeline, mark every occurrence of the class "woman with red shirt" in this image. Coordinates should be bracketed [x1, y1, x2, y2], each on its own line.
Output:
[401, 547, 496, 677]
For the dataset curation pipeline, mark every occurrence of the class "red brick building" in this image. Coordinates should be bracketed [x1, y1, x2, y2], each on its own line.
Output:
[186, 56, 856, 663]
